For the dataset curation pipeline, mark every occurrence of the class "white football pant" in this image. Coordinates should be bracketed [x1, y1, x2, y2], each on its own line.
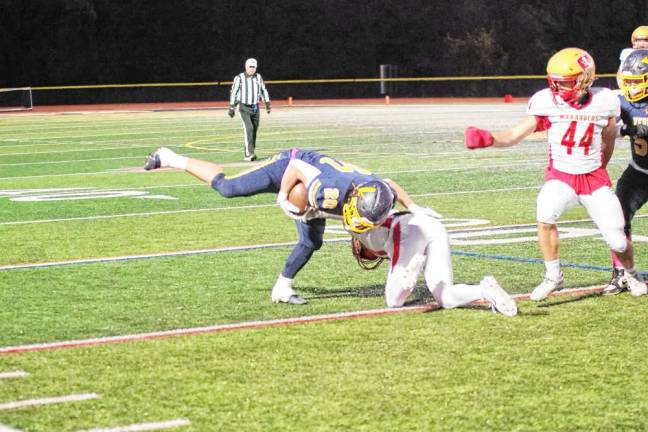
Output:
[384, 214, 484, 308]
[536, 180, 627, 253]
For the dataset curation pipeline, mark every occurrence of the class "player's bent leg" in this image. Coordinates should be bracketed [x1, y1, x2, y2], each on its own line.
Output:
[430, 282, 480, 309]
[584, 186, 627, 253]
[385, 253, 426, 308]
[272, 220, 325, 305]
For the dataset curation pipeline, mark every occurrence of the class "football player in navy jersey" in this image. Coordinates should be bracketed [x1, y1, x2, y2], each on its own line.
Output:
[144, 147, 440, 305]
[604, 49, 648, 295]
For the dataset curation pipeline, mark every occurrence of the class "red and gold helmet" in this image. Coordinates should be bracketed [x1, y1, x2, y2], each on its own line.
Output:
[546, 48, 595, 106]
[632, 26, 648, 46]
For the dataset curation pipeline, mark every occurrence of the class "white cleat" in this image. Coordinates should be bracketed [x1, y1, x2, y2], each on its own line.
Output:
[530, 272, 564, 301]
[271, 275, 307, 305]
[623, 273, 648, 297]
[481, 275, 518, 317]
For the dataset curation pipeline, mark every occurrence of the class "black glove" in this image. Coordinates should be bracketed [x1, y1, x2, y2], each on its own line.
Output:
[621, 123, 648, 138]
[266, 101, 272, 114]
[227, 106, 236, 118]
[635, 124, 648, 139]
[621, 122, 636, 137]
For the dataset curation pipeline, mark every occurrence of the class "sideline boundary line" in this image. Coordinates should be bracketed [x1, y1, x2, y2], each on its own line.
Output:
[0, 286, 603, 356]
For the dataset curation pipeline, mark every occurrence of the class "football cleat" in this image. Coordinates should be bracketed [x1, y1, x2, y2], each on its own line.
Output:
[623, 272, 648, 297]
[602, 268, 626, 296]
[144, 151, 161, 171]
[244, 154, 257, 162]
[530, 272, 564, 301]
[274, 294, 308, 305]
[271, 275, 308, 305]
[480, 276, 518, 317]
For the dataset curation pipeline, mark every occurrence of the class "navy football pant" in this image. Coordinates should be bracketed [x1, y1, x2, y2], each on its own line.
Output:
[210, 149, 326, 279]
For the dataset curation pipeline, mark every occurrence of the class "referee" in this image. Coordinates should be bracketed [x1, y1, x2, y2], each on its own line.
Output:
[228, 58, 271, 162]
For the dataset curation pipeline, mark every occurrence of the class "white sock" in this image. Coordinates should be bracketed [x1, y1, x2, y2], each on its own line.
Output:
[158, 147, 188, 170]
[544, 259, 561, 279]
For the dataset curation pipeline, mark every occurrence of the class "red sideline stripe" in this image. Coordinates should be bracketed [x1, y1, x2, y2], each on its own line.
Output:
[0, 305, 435, 356]
[0, 285, 603, 356]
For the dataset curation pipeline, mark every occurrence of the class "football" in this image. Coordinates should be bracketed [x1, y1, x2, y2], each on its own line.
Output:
[288, 182, 309, 214]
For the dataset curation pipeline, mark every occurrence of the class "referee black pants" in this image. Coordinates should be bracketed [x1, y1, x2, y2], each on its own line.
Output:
[238, 104, 260, 159]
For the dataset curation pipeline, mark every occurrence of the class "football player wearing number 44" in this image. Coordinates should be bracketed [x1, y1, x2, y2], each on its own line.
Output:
[465, 47, 647, 301]
[144, 147, 441, 305]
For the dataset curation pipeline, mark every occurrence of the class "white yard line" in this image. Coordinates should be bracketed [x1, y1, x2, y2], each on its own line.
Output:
[78, 419, 191, 432]
[0, 186, 540, 227]
[0, 239, 350, 271]
[0, 393, 99, 411]
[0, 160, 547, 181]
[0, 371, 29, 379]
[0, 286, 603, 356]
[0, 424, 22, 432]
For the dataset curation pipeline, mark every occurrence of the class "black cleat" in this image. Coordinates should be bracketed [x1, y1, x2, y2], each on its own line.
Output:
[602, 268, 626, 296]
[144, 152, 161, 171]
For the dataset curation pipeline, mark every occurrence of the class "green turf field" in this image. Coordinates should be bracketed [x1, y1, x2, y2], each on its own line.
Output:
[1, 104, 647, 431]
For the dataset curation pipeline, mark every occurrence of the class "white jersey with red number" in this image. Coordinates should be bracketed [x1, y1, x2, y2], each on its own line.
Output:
[527, 87, 620, 174]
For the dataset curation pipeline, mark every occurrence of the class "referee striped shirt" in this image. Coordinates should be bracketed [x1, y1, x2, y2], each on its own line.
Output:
[229, 73, 270, 106]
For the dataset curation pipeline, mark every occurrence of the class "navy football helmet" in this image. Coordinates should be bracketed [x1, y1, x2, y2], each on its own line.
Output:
[619, 49, 648, 102]
[342, 180, 396, 233]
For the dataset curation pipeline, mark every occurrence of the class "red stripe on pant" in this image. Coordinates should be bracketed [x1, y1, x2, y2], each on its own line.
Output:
[390, 221, 401, 272]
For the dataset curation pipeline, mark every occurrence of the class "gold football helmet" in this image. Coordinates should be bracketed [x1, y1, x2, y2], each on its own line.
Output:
[342, 181, 395, 234]
[619, 49, 648, 102]
[546, 47, 595, 106]
[632, 26, 648, 45]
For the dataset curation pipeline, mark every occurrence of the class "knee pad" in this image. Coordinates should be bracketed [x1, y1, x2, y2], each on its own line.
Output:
[211, 173, 237, 198]
[606, 230, 628, 254]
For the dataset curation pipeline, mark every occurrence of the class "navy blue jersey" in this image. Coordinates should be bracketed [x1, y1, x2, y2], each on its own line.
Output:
[293, 150, 382, 215]
[619, 95, 648, 171]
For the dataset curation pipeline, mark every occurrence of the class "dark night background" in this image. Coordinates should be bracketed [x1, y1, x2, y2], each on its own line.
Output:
[0, 0, 646, 104]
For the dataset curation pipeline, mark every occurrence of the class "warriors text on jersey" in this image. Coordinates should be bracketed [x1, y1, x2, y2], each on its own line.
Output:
[619, 96, 648, 172]
[527, 87, 620, 174]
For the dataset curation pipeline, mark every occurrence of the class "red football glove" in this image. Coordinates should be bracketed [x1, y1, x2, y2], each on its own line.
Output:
[465, 127, 494, 149]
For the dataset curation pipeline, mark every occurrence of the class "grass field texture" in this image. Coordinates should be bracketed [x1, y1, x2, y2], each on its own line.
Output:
[1, 104, 647, 431]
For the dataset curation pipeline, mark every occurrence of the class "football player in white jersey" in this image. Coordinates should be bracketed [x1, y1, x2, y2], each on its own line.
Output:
[464, 47, 646, 300]
[351, 210, 518, 317]
[616, 26, 648, 88]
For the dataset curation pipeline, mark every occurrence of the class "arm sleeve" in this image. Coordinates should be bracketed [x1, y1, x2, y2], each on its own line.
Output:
[229, 75, 241, 106]
[258, 74, 270, 102]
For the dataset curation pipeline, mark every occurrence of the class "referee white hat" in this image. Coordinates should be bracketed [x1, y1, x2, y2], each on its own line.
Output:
[245, 58, 258, 67]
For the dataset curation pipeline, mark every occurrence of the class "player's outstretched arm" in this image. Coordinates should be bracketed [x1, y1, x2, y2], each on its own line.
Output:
[465, 116, 537, 149]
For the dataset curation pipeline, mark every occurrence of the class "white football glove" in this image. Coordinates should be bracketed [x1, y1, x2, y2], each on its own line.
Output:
[276, 191, 302, 220]
[408, 203, 442, 219]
